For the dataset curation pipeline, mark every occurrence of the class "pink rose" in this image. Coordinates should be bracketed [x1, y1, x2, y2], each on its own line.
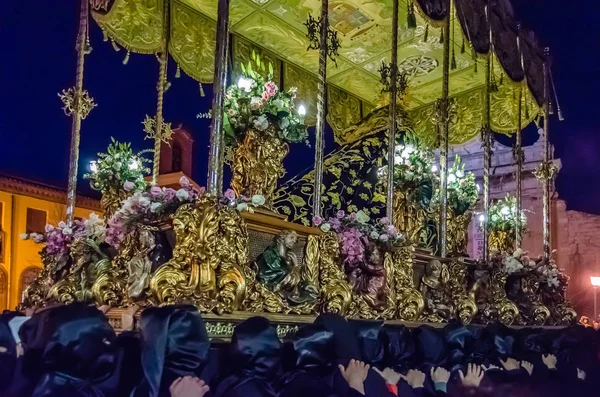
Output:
[123, 181, 135, 191]
[312, 215, 323, 226]
[224, 189, 236, 200]
[387, 225, 398, 237]
[197, 186, 206, 197]
[336, 210, 345, 219]
[163, 188, 177, 201]
[379, 234, 389, 242]
[262, 91, 271, 101]
[264, 82, 278, 96]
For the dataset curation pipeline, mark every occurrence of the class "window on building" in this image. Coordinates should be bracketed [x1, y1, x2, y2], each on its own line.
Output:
[26, 208, 47, 234]
[19, 266, 41, 302]
[0, 267, 7, 311]
[172, 141, 182, 173]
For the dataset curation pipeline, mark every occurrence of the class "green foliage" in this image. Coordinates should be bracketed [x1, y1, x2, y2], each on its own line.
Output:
[83, 138, 151, 192]
[488, 194, 528, 235]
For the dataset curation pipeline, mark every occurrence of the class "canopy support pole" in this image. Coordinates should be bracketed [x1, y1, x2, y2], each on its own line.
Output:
[514, 86, 523, 248]
[437, 1, 451, 257]
[65, 0, 91, 226]
[152, 0, 170, 185]
[542, 47, 552, 260]
[207, 0, 231, 196]
[385, 0, 399, 220]
[312, 0, 330, 219]
[482, 54, 491, 263]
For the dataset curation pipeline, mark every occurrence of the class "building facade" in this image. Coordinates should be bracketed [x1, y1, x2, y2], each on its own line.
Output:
[0, 175, 101, 311]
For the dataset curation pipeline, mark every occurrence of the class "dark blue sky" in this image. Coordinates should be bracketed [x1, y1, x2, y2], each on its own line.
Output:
[1, 0, 599, 214]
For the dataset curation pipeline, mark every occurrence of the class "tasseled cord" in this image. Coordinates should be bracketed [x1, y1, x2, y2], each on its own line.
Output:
[123, 50, 130, 65]
[111, 39, 120, 52]
[199, 83, 205, 97]
[424, 24, 429, 42]
[175, 64, 181, 78]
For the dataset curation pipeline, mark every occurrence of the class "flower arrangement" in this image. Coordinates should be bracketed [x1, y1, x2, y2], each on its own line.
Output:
[499, 248, 537, 275]
[444, 155, 478, 216]
[20, 213, 106, 269]
[224, 51, 308, 146]
[105, 176, 202, 248]
[487, 194, 528, 235]
[314, 211, 405, 266]
[221, 188, 266, 213]
[84, 138, 151, 193]
[389, 141, 436, 190]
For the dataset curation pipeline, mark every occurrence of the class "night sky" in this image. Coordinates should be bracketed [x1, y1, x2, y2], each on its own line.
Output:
[1, 0, 599, 214]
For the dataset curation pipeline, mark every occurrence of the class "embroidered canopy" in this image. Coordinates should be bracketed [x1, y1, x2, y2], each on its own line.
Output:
[93, 0, 544, 146]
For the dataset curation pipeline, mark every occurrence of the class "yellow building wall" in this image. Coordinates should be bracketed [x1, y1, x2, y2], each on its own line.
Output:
[0, 191, 97, 310]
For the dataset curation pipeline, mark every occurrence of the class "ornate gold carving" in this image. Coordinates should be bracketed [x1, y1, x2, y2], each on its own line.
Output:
[419, 260, 453, 322]
[533, 160, 558, 182]
[58, 88, 97, 119]
[143, 114, 173, 143]
[318, 232, 352, 315]
[489, 231, 514, 253]
[391, 247, 424, 321]
[446, 211, 472, 255]
[229, 127, 289, 207]
[150, 196, 248, 313]
[327, 86, 362, 144]
[447, 260, 477, 324]
[486, 267, 519, 326]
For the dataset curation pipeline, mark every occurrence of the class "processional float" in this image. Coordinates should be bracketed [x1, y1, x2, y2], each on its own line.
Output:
[21, 0, 575, 337]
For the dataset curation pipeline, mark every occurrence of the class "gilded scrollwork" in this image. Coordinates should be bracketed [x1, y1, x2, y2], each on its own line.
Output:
[150, 196, 247, 313]
[419, 260, 454, 322]
[391, 247, 424, 321]
[229, 127, 289, 208]
[447, 260, 477, 324]
[318, 232, 352, 315]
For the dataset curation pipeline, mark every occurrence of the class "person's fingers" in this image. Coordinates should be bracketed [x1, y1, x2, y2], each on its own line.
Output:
[459, 370, 465, 382]
[430, 367, 435, 378]
[374, 367, 384, 376]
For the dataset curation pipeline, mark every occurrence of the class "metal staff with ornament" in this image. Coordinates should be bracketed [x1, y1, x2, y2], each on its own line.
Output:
[60, 0, 97, 226]
[207, 0, 231, 195]
[385, 0, 400, 220]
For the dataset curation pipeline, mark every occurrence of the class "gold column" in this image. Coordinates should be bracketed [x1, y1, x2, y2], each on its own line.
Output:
[385, 0, 399, 220]
[64, 0, 93, 226]
[312, 0, 330, 219]
[207, 0, 231, 196]
[482, 55, 491, 263]
[437, 1, 451, 257]
[152, 0, 170, 185]
[542, 47, 551, 260]
[514, 86, 523, 248]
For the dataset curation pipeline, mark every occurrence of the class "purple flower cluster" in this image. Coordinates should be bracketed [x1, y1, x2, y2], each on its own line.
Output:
[106, 176, 204, 248]
[44, 221, 85, 256]
[314, 210, 404, 266]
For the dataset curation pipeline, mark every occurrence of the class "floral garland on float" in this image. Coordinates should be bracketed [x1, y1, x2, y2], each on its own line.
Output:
[486, 194, 528, 252]
[314, 211, 405, 309]
[20, 213, 110, 304]
[225, 51, 308, 206]
[84, 138, 152, 218]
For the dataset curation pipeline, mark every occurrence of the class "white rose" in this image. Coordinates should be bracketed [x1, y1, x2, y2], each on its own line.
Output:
[236, 203, 249, 212]
[370, 231, 380, 240]
[150, 202, 162, 213]
[20, 233, 29, 240]
[355, 210, 370, 224]
[253, 115, 269, 131]
[138, 196, 151, 207]
[251, 195, 266, 207]
[320, 223, 331, 232]
[62, 227, 73, 235]
[176, 189, 190, 201]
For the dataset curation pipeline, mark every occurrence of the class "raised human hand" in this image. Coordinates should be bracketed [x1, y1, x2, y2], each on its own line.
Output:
[169, 376, 210, 397]
[542, 354, 557, 370]
[459, 363, 485, 388]
[577, 368, 586, 380]
[374, 367, 402, 385]
[430, 367, 451, 384]
[521, 361, 534, 376]
[500, 357, 520, 371]
[121, 305, 139, 331]
[403, 369, 426, 389]
[339, 359, 370, 395]
[98, 305, 111, 314]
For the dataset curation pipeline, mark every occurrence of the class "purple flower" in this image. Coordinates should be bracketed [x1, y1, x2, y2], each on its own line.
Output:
[163, 188, 177, 201]
[379, 234, 389, 242]
[150, 186, 163, 197]
[224, 189, 236, 200]
[380, 217, 391, 226]
[387, 225, 398, 237]
[336, 210, 345, 219]
[312, 215, 323, 226]
[124, 181, 135, 191]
